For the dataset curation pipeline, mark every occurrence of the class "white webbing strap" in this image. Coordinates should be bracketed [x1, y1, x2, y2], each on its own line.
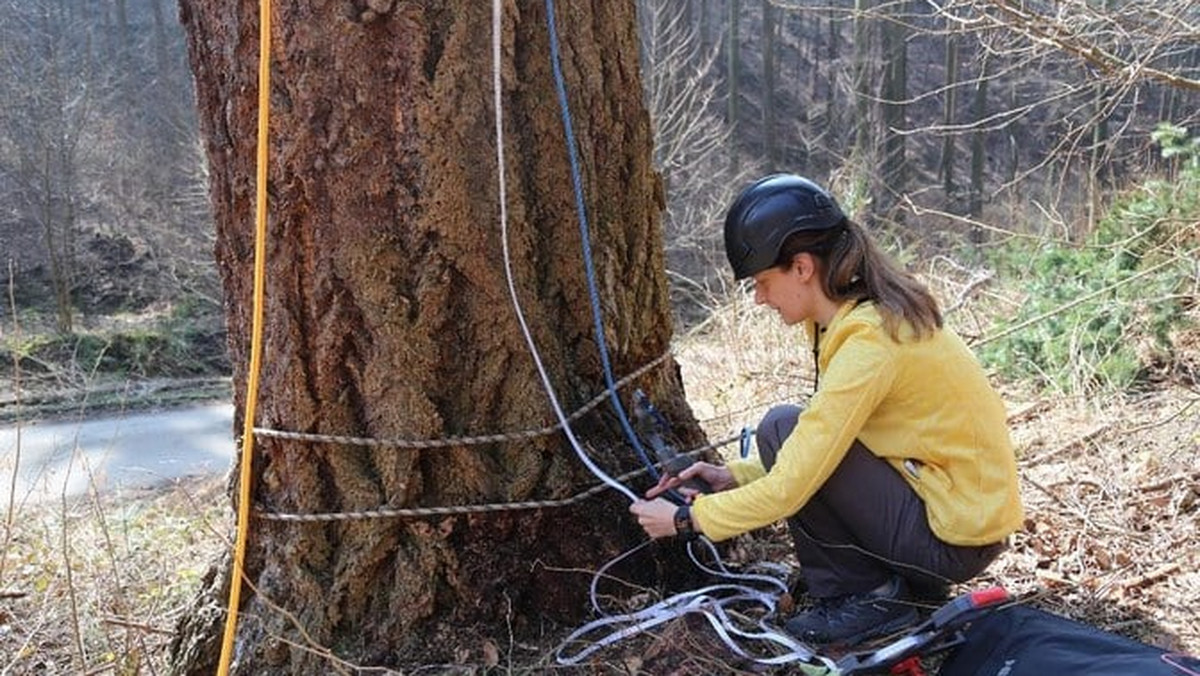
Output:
[556, 537, 840, 674]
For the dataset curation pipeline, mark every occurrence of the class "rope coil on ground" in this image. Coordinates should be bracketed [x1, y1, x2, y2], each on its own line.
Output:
[556, 537, 836, 673]
[252, 352, 669, 449]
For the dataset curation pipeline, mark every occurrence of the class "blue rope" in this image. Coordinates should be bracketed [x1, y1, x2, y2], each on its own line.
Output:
[543, 0, 660, 481]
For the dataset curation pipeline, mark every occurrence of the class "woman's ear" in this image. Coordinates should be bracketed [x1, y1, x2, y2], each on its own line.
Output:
[791, 253, 816, 282]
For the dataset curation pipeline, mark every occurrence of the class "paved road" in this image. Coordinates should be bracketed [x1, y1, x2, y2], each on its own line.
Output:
[0, 402, 234, 504]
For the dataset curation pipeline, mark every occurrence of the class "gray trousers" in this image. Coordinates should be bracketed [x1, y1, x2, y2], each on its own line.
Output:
[756, 405, 1005, 599]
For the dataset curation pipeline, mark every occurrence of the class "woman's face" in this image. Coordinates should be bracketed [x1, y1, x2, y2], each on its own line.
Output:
[751, 254, 820, 325]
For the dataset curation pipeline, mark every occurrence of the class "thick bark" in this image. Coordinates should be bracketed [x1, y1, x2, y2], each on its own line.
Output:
[170, 1, 700, 673]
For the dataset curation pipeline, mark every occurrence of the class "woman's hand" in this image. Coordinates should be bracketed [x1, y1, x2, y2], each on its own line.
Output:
[628, 498, 680, 539]
[645, 462, 736, 501]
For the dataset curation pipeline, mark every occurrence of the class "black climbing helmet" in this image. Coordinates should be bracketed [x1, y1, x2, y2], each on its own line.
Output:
[723, 174, 846, 280]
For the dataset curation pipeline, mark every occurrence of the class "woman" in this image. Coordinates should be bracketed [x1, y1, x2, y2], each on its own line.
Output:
[630, 174, 1023, 647]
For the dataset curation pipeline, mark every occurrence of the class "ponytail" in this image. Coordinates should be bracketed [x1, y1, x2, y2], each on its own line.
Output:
[774, 220, 942, 340]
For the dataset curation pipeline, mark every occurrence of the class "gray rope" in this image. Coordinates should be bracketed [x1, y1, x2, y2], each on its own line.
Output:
[252, 352, 670, 449]
[254, 434, 740, 522]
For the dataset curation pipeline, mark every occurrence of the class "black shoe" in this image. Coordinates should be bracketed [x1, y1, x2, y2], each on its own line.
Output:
[784, 577, 919, 646]
[906, 576, 950, 604]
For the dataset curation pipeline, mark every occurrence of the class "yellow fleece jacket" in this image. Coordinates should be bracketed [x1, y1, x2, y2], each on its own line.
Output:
[691, 301, 1023, 546]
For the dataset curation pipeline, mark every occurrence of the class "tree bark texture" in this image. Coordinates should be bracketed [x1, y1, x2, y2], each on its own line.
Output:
[171, 1, 701, 672]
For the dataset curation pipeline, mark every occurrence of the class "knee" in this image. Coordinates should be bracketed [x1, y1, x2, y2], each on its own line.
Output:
[759, 404, 802, 435]
[757, 404, 803, 469]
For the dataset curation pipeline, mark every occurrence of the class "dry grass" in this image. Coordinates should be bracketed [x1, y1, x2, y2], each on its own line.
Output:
[1, 275, 1196, 674]
[0, 476, 230, 675]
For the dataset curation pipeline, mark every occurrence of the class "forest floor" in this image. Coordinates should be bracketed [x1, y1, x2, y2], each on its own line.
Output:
[1, 297, 1197, 674]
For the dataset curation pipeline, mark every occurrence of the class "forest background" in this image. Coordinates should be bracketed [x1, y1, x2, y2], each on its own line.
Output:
[0, 0, 1197, 673]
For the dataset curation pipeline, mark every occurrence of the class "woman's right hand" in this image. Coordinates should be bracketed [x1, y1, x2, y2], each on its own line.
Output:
[645, 462, 736, 501]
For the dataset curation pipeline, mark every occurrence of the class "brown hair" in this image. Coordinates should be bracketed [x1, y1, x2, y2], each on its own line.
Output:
[775, 220, 943, 340]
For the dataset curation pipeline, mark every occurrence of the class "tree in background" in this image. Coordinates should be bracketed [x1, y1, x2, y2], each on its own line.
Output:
[940, 0, 1199, 227]
[852, 0, 874, 175]
[727, 0, 743, 174]
[169, 1, 702, 672]
[762, 0, 779, 167]
[878, 0, 911, 218]
[940, 21, 961, 201]
[0, 0, 101, 333]
[0, 0, 213, 330]
[969, 48, 989, 220]
[637, 0, 737, 319]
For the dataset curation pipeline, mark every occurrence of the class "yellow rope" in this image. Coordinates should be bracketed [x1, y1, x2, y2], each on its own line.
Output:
[216, 0, 271, 671]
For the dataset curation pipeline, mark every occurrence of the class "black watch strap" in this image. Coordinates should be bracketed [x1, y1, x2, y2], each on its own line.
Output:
[674, 505, 698, 541]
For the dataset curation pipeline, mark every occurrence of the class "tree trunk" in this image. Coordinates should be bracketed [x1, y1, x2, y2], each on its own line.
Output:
[969, 51, 990, 221]
[852, 0, 873, 168]
[1088, 78, 1111, 229]
[150, 0, 169, 82]
[40, 148, 74, 335]
[114, 0, 130, 67]
[727, 0, 741, 174]
[762, 0, 777, 167]
[879, 0, 908, 218]
[169, 1, 701, 673]
[940, 26, 959, 201]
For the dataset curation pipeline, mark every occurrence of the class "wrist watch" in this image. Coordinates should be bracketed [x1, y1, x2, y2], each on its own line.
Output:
[674, 504, 698, 541]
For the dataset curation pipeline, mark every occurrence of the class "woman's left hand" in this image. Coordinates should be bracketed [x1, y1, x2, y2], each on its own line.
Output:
[645, 462, 735, 500]
[629, 498, 680, 539]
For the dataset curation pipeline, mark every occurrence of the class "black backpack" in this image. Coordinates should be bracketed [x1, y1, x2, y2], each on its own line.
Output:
[938, 604, 1199, 675]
